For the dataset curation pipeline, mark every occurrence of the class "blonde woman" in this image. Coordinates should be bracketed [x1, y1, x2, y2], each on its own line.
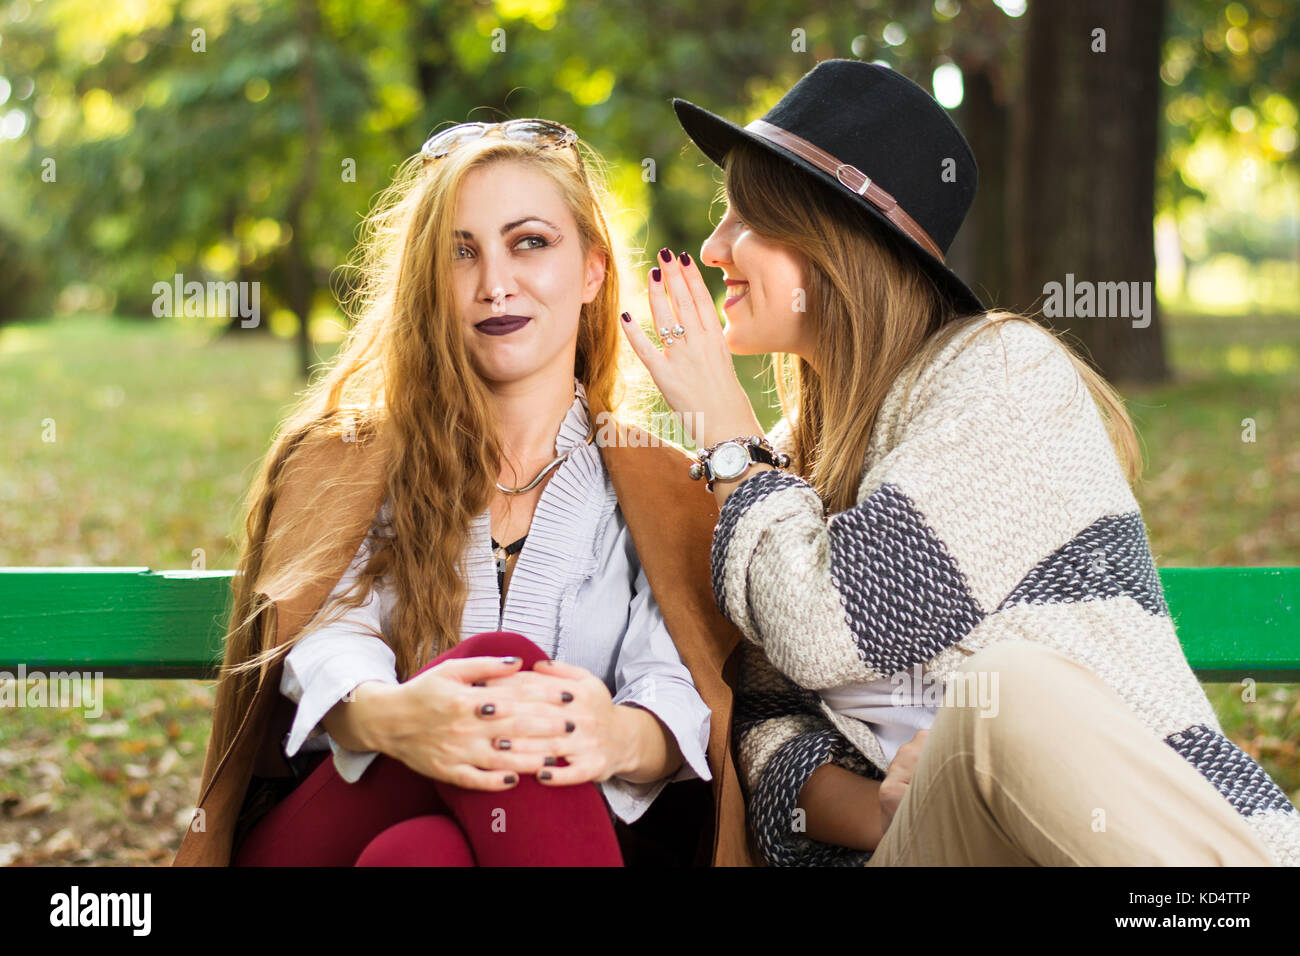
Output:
[621, 60, 1300, 866]
[173, 119, 754, 868]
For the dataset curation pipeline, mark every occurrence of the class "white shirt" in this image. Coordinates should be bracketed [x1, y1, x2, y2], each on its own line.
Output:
[819, 674, 937, 768]
[278, 382, 712, 825]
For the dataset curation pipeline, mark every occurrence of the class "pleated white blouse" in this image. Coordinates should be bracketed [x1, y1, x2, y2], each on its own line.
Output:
[278, 382, 712, 824]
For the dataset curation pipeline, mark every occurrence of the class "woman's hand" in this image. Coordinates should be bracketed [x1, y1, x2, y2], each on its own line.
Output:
[480, 659, 678, 786]
[619, 249, 764, 450]
[879, 729, 929, 835]
[347, 655, 578, 791]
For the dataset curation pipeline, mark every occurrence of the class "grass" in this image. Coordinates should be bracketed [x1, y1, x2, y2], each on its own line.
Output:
[0, 311, 1296, 864]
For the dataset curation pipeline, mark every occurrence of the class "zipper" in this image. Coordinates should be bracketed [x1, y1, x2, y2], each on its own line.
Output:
[492, 533, 528, 630]
[496, 547, 506, 630]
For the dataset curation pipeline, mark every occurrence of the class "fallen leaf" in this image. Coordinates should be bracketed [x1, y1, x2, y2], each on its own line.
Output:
[9, 793, 54, 818]
[43, 828, 79, 854]
[86, 720, 130, 739]
[155, 749, 180, 776]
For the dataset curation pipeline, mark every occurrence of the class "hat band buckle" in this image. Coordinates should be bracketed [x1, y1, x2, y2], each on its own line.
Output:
[835, 164, 871, 196]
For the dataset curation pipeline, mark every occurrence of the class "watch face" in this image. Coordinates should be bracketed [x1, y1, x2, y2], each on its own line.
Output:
[711, 442, 750, 479]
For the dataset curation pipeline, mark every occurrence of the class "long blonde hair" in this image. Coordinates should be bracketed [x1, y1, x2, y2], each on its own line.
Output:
[722, 138, 1141, 514]
[206, 133, 626, 779]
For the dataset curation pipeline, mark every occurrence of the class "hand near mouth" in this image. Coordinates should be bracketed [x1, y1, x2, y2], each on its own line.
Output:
[618, 248, 763, 453]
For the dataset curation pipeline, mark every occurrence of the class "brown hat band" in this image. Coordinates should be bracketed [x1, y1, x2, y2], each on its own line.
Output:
[743, 118, 946, 264]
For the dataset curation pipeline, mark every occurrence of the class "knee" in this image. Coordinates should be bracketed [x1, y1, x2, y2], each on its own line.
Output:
[459, 630, 548, 662]
[415, 631, 550, 675]
[355, 815, 475, 867]
[950, 640, 1092, 744]
[958, 640, 1083, 696]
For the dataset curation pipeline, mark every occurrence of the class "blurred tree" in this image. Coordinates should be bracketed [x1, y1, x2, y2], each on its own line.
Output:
[2, 0, 1293, 381]
[1008, 0, 1171, 383]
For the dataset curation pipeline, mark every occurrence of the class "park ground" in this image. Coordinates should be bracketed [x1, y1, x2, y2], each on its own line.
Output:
[0, 310, 1296, 865]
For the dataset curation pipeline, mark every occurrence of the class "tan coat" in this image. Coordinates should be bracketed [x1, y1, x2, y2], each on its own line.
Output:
[172, 420, 757, 866]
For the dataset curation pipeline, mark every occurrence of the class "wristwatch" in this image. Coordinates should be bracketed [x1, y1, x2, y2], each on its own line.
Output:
[689, 435, 790, 491]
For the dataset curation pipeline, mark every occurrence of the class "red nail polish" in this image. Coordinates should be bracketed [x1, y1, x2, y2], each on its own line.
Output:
[678, 251, 691, 266]
[621, 311, 631, 322]
[659, 247, 672, 262]
[651, 267, 661, 282]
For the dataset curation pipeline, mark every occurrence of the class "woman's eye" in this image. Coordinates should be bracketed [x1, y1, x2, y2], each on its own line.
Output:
[455, 236, 548, 259]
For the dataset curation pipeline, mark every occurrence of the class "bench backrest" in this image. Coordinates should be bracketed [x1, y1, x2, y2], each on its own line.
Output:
[0, 567, 1296, 681]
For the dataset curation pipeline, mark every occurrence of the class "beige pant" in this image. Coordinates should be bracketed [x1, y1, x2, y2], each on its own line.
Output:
[865, 640, 1276, 865]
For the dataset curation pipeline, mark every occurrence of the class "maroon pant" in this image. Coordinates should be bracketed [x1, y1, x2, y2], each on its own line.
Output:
[233, 631, 625, 866]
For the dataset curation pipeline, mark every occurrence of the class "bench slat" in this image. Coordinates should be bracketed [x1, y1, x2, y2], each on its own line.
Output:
[0, 568, 231, 678]
[0, 567, 1296, 680]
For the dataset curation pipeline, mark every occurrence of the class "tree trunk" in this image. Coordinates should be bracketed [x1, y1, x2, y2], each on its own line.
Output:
[952, 63, 1010, 310]
[1009, 0, 1169, 384]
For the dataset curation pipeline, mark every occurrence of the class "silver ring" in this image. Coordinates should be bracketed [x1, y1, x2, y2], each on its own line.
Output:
[663, 336, 676, 346]
[659, 327, 671, 338]
[671, 324, 686, 337]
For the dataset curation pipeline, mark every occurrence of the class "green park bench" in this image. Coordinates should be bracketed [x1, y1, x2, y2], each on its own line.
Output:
[0, 567, 1297, 682]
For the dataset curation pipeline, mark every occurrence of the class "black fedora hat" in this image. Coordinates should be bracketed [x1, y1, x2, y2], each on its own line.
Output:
[672, 59, 986, 316]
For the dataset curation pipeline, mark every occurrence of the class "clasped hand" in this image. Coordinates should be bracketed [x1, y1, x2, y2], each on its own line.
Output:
[382, 655, 631, 791]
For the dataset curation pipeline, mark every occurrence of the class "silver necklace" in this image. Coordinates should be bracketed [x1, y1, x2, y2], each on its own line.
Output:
[493, 429, 595, 496]
[495, 424, 596, 495]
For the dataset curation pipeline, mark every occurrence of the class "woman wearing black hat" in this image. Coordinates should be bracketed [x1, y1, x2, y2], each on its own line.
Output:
[620, 59, 1300, 866]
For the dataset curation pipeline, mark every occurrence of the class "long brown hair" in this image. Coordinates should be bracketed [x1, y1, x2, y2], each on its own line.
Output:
[205, 133, 627, 784]
[722, 138, 1140, 514]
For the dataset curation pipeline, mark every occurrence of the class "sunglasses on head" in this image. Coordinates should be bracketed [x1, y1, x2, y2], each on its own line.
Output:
[420, 119, 580, 164]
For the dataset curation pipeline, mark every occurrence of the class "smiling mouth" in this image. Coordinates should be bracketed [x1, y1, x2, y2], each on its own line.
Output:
[475, 315, 531, 335]
[723, 284, 750, 309]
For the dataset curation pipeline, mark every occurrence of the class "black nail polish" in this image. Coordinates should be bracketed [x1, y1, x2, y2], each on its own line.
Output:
[504, 774, 518, 784]
[565, 721, 575, 733]
[651, 267, 661, 282]
[497, 739, 511, 750]
[539, 770, 552, 781]
[621, 311, 631, 323]
[471, 681, 485, 687]
[678, 251, 691, 266]
[659, 247, 672, 262]
[561, 691, 573, 703]
[544, 756, 558, 766]
[479, 703, 495, 716]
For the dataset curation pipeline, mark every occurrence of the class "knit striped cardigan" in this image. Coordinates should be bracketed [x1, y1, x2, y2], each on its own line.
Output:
[713, 315, 1300, 867]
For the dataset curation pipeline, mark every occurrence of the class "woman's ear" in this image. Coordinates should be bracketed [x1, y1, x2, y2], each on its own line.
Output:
[581, 249, 607, 304]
